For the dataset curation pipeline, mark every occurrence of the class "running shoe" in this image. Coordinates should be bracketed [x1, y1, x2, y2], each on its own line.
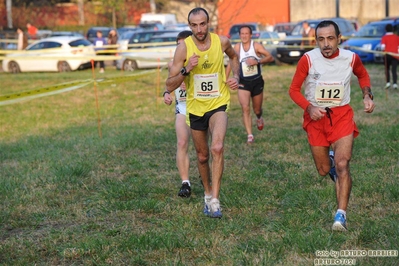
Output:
[384, 82, 391, 89]
[257, 117, 264, 130]
[332, 212, 347, 231]
[209, 198, 222, 218]
[203, 196, 211, 216]
[247, 134, 254, 144]
[393, 84, 398, 89]
[178, 182, 191, 198]
[329, 150, 337, 182]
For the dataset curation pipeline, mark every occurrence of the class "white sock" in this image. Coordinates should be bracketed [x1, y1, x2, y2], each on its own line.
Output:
[337, 209, 346, 218]
[182, 180, 191, 186]
[204, 195, 212, 203]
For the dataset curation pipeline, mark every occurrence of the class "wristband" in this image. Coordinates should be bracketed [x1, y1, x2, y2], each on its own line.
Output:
[163, 91, 170, 97]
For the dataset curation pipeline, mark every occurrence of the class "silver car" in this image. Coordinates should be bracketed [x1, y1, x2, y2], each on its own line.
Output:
[116, 32, 179, 71]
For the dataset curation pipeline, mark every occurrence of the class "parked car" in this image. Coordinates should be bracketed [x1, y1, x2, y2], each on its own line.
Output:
[273, 22, 296, 37]
[117, 29, 179, 52]
[227, 23, 263, 39]
[258, 31, 280, 45]
[276, 18, 357, 64]
[258, 31, 280, 60]
[342, 18, 399, 63]
[165, 23, 190, 31]
[0, 29, 18, 50]
[117, 26, 140, 36]
[116, 32, 179, 71]
[49, 31, 84, 38]
[86, 26, 114, 44]
[2, 36, 95, 73]
[138, 22, 165, 31]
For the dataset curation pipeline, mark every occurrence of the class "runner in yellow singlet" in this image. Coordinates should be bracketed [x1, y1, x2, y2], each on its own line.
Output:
[165, 7, 240, 218]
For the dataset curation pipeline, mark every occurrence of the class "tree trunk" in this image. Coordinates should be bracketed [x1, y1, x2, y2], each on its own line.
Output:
[78, 0, 85, 26]
[6, 0, 12, 28]
[150, 0, 156, 13]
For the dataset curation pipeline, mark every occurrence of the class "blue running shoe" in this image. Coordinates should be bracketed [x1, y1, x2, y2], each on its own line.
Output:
[329, 150, 337, 182]
[203, 196, 211, 216]
[332, 212, 347, 231]
[203, 203, 210, 216]
[209, 198, 222, 218]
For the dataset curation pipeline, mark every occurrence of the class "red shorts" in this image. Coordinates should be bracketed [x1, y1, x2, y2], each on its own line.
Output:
[303, 105, 359, 146]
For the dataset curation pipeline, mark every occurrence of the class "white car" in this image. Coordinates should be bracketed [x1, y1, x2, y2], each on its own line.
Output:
[116, 32, 178, 71]
[2, 36, 96, 73]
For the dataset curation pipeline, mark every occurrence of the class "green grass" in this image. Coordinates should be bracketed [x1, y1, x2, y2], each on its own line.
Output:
[0, 64, 398, 265]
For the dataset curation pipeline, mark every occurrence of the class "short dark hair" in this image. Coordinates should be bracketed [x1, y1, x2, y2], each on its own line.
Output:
[176, 30, 192, 43]
[385, 23, 393, 32]
[315, 20, 341, 37]
[239, 25, 253, 35]
[187, 7, 209, 23]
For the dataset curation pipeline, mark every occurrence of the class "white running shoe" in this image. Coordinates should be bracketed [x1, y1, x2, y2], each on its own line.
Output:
[209, 198, 222, 218]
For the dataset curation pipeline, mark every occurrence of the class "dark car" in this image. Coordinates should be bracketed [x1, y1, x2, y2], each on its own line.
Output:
[273, 22, 296, 36]
[276, 18, 356, 64]
[117, 26, 141, 36]
[341, 18, 399, 63]
[86, 26, 114, 44]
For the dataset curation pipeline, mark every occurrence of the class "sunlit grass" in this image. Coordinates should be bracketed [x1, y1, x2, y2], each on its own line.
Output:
[0, 64, 398, 265]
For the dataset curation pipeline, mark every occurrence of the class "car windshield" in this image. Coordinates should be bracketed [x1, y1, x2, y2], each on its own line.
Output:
[28, 41, 62, 50]
[261, 32, 279, 38]
[119, 31, 136, 41]
[69, 39, 92, 47]
[356, 24, 386, 37]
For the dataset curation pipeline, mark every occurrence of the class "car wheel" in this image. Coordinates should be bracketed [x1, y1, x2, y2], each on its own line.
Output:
[8, 61, 21, 73]
[123, 59, 138, 71]
[57, 61, 71, 72]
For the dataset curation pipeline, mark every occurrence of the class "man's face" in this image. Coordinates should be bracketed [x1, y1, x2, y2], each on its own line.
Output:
[188, 11, 209, 42]
[316, 24, 341, 58]
[239, 27, 252, 43]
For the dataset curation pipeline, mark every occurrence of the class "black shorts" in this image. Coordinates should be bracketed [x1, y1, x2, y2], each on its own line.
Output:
[239, 76, 264, 97]
[189, 104, 227, 131]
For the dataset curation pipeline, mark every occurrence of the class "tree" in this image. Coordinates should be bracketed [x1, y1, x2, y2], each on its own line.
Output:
[78, 0, 84, 26]
[6, 0, 13, 28]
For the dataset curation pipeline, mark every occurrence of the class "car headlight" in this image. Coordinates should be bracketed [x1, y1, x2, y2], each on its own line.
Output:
[362, 44, 372, 50]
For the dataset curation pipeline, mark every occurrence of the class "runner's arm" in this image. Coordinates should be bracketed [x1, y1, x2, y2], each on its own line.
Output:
[254, 42, 274, 64]
[288, 55, 311, 110]
[166, 43, 187, 93]
[221, 36, 240, 80]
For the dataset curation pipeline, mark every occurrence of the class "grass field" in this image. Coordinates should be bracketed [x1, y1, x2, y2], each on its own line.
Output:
[0, 63, 398, 265]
